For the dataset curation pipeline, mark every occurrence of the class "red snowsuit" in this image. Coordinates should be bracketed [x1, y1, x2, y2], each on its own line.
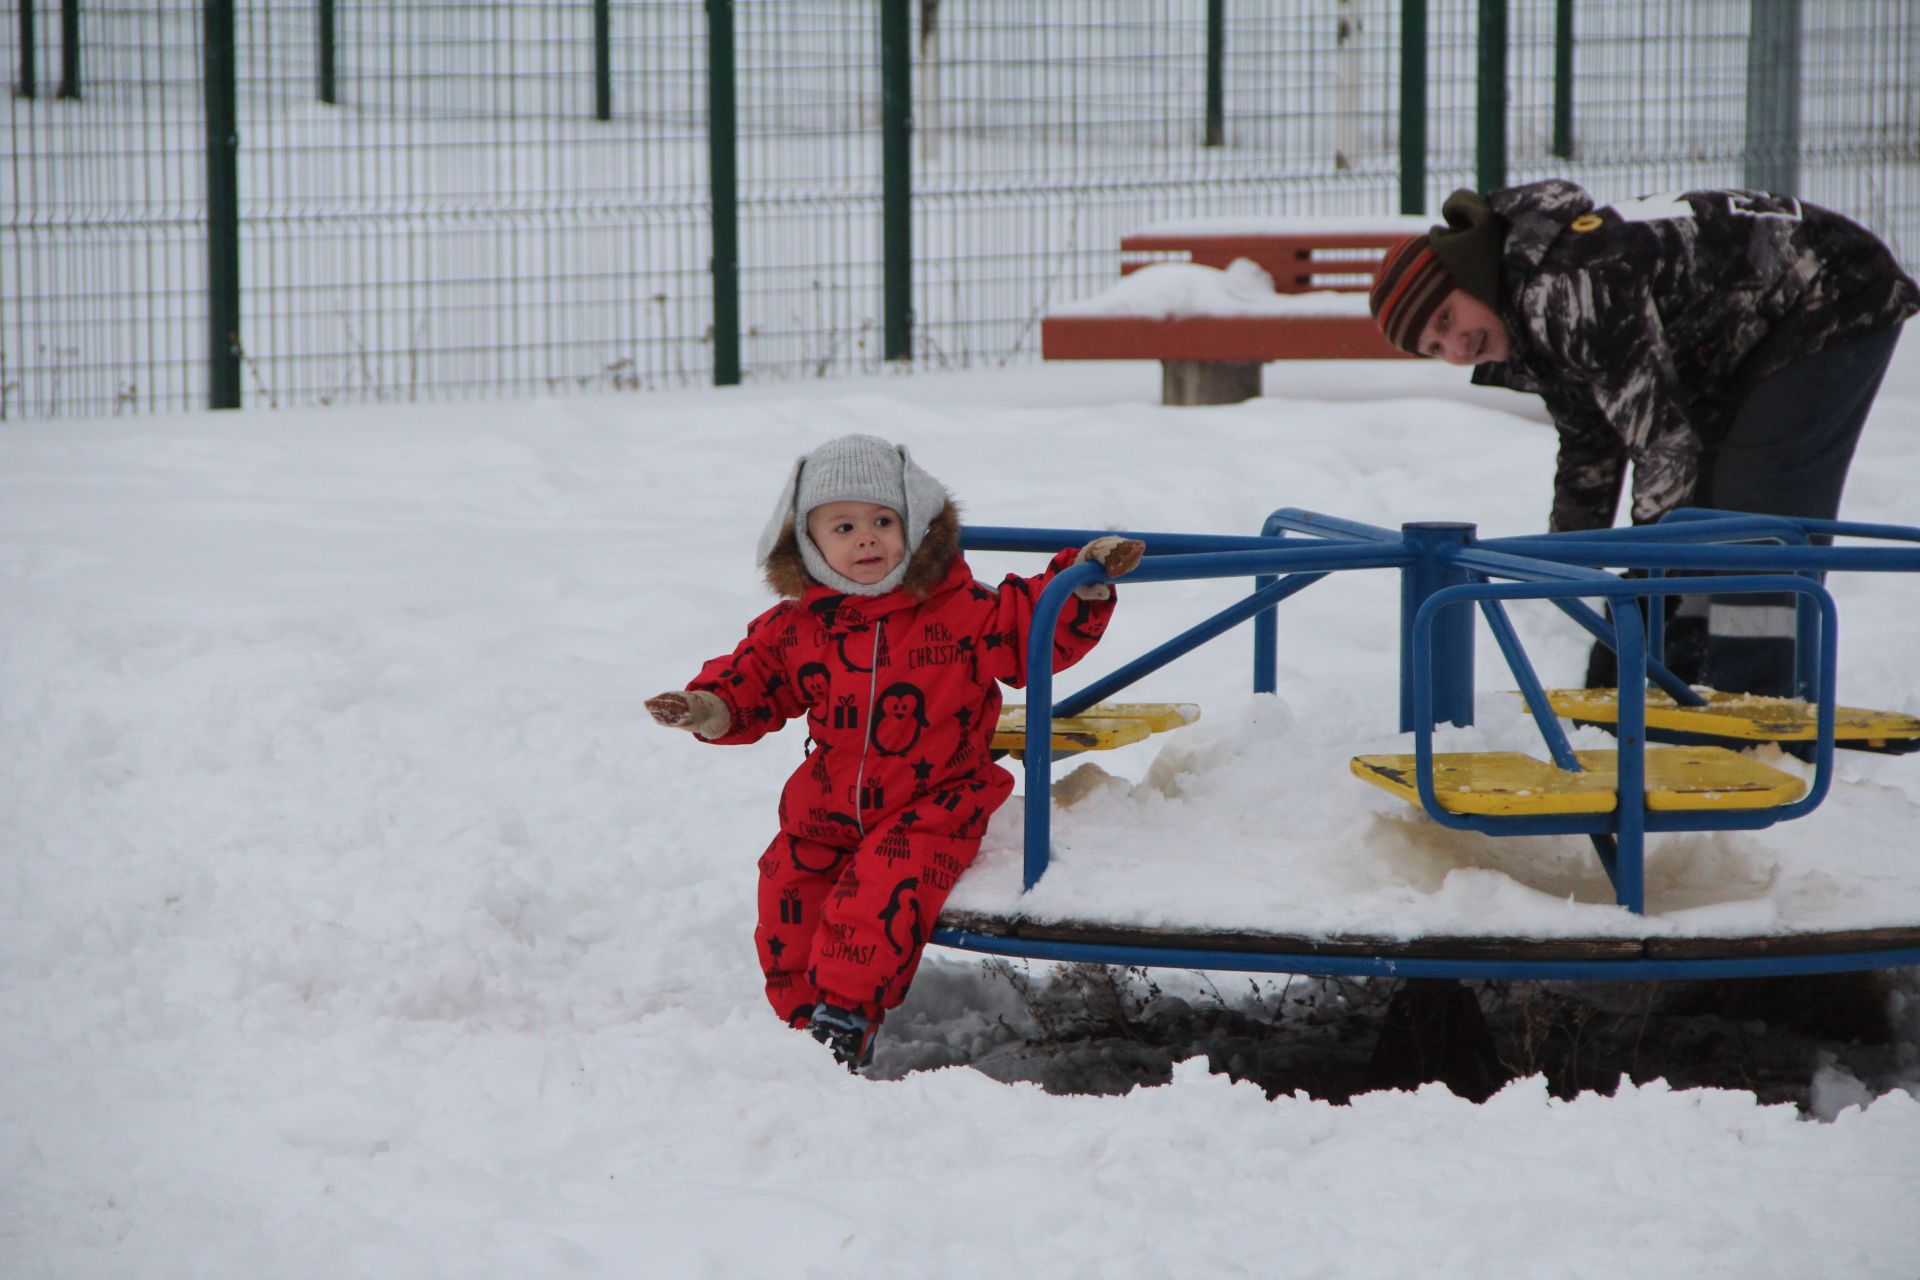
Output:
[688, 550, 1115, 1024]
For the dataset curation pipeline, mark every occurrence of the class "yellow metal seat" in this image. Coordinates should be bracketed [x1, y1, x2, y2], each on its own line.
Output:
[994, 702, 1200, 757]
[1537, 688, 1920, 748]
[1350, 746, 1806, 817]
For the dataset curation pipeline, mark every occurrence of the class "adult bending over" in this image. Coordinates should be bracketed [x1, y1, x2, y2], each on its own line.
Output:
[1369, 181, 1917, 694]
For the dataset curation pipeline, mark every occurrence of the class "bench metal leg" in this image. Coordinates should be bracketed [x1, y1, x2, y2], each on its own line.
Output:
[1161, 359, 1261, 406]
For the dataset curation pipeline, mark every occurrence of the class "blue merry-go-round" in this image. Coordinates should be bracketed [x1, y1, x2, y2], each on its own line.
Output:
[934, 508, 1920, 983]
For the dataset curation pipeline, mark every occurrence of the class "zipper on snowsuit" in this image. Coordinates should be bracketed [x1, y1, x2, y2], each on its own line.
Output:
[851, 619, 883, 837]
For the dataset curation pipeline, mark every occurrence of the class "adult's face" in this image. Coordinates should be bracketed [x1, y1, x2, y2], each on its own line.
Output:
[1416, 288, 1511, 365]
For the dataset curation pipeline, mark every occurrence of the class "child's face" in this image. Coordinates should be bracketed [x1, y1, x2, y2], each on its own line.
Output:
[807, 501, 907, 586]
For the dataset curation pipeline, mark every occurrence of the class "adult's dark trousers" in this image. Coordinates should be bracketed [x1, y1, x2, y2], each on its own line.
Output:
[1583, 324, 1902, 694]
[1694, 324, 1903, 696]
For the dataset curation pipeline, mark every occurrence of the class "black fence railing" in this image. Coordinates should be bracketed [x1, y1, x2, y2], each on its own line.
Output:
[4, 0, 1917, 420]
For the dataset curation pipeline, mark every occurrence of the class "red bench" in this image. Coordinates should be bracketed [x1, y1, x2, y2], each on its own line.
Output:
[1041, 222, 1422, 405]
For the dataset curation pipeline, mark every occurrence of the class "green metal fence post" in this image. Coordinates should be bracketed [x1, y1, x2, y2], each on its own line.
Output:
[317, 0, 336, 104]
[1744, 0, 1801, 194]
[1551, 0, 1573, 159]
[1399, 0, 1426, 214]
[1475, 0, 1507, 192]
[56, 0, 79, 99]
[203, 0, 242, 409]
[881, 0, 912, 362]
[16, 0, 35, 99]
[594, 0, 611, 121]
[1205, 0, 1225, 147]
[706, 0, 740, 386]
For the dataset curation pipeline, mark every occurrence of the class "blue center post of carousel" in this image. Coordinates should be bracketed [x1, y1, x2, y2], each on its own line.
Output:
[1252, 513, 1479, 731]
[1228, 513, 1659, 907]
[1399, 523, 1478, 731]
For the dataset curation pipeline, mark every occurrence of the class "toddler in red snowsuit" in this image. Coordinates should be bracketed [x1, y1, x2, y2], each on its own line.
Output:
[646, 433, 1142, 1070]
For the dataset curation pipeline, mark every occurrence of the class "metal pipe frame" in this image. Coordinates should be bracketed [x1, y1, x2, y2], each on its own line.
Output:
[1397, 0, 1427, 216]
[202, 0, 241, 411]
[16, 0, 34, 100]
[1407, 574, 1840, 913]
[705, 0, 741, 386]
[317, 0, 336, 105]
[928, 929, 1920, 983]
[880, 0, 912, 361]
[593, 0, 612, 121]
[1475, 0, 1508, 191]
[1204, 0, 1225, 148]
[57, 0, 79, 100]
[943, 512, 1918, 980]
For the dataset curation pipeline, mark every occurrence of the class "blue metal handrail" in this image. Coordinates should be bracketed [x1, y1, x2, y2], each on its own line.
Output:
[1408, 574, 1839, 912]
[990, 535, 1415, 890]
[1057, 571, 1327, 719]
[1264, 508, 1404, 542]
[966, 516, 1873, 900]
[936, 510, 1919, 982]
[1658, 509, 1920, 544]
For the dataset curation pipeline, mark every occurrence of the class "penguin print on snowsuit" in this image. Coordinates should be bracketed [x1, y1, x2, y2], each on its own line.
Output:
[870, 682, 929, 757]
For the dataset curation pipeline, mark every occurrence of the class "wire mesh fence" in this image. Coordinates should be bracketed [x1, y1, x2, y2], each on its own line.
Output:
[4, 0, 1917, 420]
[230, 2, 714, 408]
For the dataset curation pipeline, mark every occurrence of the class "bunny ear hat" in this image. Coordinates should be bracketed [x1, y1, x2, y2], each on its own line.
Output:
[755, 434, 950, 597]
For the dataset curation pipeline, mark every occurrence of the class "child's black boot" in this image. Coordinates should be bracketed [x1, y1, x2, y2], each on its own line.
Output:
[809, 1002, 878, 1073]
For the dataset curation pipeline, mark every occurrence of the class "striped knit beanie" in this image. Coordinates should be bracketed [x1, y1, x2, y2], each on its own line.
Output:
[1369, 234, 1455, 356]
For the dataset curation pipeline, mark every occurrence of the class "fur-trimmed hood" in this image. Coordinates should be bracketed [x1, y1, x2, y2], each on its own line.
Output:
[762, 498, 963, 600]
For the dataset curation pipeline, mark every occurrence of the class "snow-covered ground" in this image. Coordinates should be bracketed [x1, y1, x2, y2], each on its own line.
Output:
[6, 352, 1920, 1277]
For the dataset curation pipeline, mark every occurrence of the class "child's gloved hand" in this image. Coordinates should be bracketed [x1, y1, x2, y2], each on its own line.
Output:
[1072, 536, 1146, 600]
[645, 689, 731, 739]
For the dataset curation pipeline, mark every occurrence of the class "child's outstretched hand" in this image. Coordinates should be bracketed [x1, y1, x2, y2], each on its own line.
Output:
[645, 689, 731, 739]
[1073, 535, 1146, 600]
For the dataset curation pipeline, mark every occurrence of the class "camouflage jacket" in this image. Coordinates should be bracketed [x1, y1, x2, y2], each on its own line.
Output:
[1471, 180, 1919, 531]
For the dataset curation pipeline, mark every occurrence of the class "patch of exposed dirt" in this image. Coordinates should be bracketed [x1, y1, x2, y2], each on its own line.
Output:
[880, 961, 1920, 1116]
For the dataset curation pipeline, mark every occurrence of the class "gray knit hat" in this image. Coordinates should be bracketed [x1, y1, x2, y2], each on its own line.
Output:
[755, 434, 949, 596]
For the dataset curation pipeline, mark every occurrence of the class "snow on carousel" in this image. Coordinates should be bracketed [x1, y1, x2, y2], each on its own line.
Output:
[940, 507, 1920, 981]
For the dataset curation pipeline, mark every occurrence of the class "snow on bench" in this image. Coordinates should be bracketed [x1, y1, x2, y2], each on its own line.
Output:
[1042, 217, 1427, 405]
